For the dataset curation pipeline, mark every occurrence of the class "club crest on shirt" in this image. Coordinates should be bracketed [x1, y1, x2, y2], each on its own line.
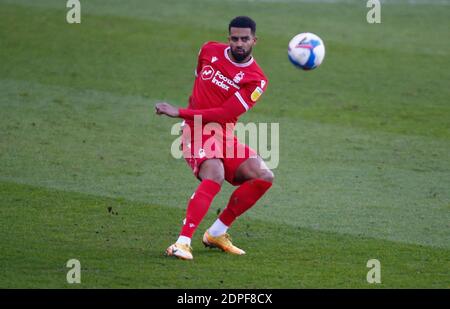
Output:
[233, 71, 245, 84]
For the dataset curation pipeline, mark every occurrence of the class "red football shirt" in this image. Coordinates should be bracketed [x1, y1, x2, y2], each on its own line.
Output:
[179, 41, 268, 129]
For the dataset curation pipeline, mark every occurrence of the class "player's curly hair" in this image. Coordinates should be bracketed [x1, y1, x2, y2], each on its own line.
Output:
[229, 16, 256, 35]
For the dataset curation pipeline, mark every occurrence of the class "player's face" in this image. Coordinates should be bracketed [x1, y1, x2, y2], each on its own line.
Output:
[228, 27, 257, 63]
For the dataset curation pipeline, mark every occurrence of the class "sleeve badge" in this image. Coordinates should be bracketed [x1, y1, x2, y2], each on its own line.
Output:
[250, 87, 264, 102]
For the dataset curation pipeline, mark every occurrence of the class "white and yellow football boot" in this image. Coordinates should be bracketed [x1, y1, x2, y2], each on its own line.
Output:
[202, 230, 246, 255]
[165, 243, 193, 260]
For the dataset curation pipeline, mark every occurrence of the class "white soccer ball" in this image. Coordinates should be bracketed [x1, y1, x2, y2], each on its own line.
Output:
[288, 32, 325, 70]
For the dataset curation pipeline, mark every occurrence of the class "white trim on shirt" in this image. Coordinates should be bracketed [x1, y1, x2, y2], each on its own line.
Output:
[235, 91, 249, 110]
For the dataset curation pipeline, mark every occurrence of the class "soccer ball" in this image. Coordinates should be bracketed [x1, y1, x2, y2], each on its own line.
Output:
[288, 32, 325, 70]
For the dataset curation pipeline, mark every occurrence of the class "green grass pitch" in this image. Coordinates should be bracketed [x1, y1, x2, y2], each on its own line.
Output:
[0, 0, 449, 288]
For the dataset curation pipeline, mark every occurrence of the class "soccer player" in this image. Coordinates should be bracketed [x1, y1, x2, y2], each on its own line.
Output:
[155, 16, 274, 260]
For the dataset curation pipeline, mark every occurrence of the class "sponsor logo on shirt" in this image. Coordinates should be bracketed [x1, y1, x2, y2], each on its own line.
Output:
[200, 65, 215, 80]
[199, 65, 241, 92]
[211, 70, 240, 91]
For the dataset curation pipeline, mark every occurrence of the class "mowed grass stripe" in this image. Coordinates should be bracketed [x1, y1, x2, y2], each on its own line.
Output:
[1, 3, 449, 138]
[3, 0, 450, 56]
[1, 78, 449, 248]
[0, 180, 448, 288]
[0, 1, 449, 291]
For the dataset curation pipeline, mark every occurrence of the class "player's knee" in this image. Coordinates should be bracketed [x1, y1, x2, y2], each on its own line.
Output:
[204, 172, 224, 185]
[199, 159, 225, 185]
[259, 169, 274, 183]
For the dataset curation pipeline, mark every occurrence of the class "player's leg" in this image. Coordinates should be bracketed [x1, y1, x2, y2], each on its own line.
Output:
[203, 152, 274, 255]
[178, 158, 224, 243]
[198, 158, 225, 185]
[166, 159, 224, 260]
[233, 155, 274, 184]
[209, 156, 273, 233]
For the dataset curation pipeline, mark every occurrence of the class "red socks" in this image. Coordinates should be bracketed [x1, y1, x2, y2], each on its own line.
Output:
[219, 179, 272, 226]
[180, 178, 272, 238]
[180, 179, 221, 238]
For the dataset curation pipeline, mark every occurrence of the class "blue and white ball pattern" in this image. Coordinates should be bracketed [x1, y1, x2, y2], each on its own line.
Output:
[288, 32, 325, 70]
